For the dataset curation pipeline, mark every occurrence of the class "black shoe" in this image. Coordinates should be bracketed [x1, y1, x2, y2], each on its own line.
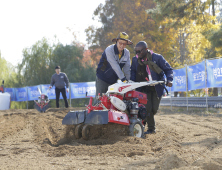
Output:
[144, 129, 156, 135]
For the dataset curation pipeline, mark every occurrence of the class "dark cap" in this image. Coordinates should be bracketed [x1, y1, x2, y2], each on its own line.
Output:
[55, 66, 60, 69]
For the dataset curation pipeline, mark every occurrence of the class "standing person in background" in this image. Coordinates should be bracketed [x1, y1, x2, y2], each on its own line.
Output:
[95, 32, 133, 99]
[131, 41, 173, 135]
[49, 66, 69, 108]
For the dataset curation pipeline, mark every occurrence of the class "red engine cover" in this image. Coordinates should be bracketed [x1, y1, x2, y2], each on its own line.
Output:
[125, 91, 147, 104]
[108, 109, 130, 125]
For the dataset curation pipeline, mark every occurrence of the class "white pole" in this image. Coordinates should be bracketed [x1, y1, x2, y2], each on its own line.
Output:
[170, 87, 172, 111]
[26, 87, 28, 109]
[185, 64, 188, 111]
[205, 59, 208, 112]
[69, 83, 71, 107]
[40, 84, 42, 94]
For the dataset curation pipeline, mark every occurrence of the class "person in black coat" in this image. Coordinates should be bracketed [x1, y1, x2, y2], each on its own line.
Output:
[131, 41, 173, 134]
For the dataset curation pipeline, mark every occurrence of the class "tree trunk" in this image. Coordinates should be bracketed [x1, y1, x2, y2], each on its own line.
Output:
[212, 0, 215, 16]
[212, 0, 215, 24]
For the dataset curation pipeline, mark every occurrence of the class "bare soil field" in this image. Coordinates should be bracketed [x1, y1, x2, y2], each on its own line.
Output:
[0, 107, 222, 170]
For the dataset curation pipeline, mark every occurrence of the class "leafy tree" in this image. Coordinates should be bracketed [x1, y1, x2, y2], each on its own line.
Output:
[0, 52, 18, 87]
[86, 0, 178, 67]
[184, 15, 220, 62]
[148, 0, 216, 27]
[206, 25, 222, 55]
[0, 52, 25, 109]
[147, 0, 222, 96]
[17, 38, 54, 86]
[148, 0, 222, 60]
[18, 37, 96, 87]
[52, 44, 96, 82]
[17, 37, 96, 108]
[148, 0, 222, 63]
[85, 0, 117, 50]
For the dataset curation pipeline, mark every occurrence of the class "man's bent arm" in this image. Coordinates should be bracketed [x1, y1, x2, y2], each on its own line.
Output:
[158, 55, 173, 82]
[105, 46, 126, 81]
[123, 56, 131, 81]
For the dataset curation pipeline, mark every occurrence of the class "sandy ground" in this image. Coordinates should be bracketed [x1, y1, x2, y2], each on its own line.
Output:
[0, 107, 222, 170]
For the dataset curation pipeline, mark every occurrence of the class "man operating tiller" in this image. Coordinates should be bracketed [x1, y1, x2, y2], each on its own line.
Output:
[131, 41, 173, 135]
[95, 32, 133, 100]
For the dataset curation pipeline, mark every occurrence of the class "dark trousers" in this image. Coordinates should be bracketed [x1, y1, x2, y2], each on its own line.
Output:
[143, 87, 161, 130]
[55, 87, 68, 108]
[95, 76, 112, 96]
[94, 76, 113, 104]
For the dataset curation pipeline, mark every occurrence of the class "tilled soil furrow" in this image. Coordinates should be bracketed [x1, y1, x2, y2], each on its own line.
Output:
[0, 108, 222, 170]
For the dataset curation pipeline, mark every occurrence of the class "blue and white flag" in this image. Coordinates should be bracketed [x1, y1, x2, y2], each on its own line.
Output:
[70, 82, 96, 99]
[15, 87, 27, 102]
[41, 84, 69, 100]
[171, 67, 186, 92]
[41, 84, 55, 100]
[187, 61, 206, 91]
[206, 59, 222, 88]
[27, 85, 41, 101]
[5, 88, 16, 101]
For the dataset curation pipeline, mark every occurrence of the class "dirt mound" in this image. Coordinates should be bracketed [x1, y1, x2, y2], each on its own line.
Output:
[155, 152, 187, 170]
[0, 108, 222, 169]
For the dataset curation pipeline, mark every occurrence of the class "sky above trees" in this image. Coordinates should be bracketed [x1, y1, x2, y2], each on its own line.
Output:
[0, 0, 105, 66]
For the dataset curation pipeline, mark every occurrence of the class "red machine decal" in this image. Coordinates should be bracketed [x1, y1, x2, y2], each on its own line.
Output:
[118, 85, 131, 92]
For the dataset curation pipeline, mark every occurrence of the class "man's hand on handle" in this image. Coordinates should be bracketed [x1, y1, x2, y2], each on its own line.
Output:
[166, 81, 172, 87]
[121, 77, 128, 83]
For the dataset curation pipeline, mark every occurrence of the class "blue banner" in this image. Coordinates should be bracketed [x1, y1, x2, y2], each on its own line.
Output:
[206, 59, 222, 88]
[165, 86, 170, 92]
[5, 88, 16, 101]
[70, 82, 96, 99]
[41, 84, 69, 100]
[27, 85, 41, 101]
[15, 87, 27, 102]
[187, 61, 206, 91]
[171, 67, 186, 92]
[8, 59, 222, 103]
[41, 84, 56, 100]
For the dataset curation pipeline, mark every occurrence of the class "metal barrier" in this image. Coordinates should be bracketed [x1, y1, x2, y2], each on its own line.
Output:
[160, 96, 222, 108]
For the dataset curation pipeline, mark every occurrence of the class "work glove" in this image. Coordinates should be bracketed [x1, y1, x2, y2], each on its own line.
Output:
[121, 77, 128, 83]
[66, 88, 69, 93]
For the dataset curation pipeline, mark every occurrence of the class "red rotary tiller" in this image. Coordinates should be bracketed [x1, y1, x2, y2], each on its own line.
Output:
[62, 80, 164, 140]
